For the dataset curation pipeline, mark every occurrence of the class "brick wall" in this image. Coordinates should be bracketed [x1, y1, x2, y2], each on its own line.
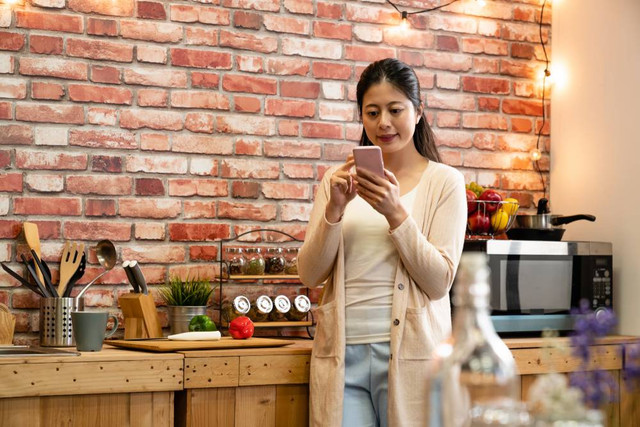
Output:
[0, 0, 551, 343]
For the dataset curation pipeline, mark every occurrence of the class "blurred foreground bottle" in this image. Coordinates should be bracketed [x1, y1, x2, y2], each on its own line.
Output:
[429, 253, 530, 426]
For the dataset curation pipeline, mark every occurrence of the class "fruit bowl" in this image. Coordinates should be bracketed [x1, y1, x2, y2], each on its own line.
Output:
[466, 200, 519, 238]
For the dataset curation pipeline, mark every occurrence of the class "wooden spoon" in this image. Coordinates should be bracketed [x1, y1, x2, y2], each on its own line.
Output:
[23, 222, 44, 286]
[58, 242, 85, 297]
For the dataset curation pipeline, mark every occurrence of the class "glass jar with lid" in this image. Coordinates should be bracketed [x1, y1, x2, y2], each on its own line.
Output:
[269, 295, 291, 321]
[244, 248, 265, 275]
[224, 247, 246, 276]
[248, 295, 273, 322]
[284, 247, 299, 275]
[265, 247, 285, 275]
[221, 295, 251, 323]
[285, 295, 310, 321]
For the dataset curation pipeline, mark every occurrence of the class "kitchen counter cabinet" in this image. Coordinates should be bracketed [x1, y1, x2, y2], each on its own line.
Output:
[0, 347, 183, 427]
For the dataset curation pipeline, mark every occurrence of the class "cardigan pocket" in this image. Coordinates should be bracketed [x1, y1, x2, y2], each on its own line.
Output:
[312, 301, 339, 358]
[398, 306, 437, 360]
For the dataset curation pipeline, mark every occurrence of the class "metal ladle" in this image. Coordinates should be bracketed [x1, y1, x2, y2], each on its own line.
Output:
[76, 240, 117, 302]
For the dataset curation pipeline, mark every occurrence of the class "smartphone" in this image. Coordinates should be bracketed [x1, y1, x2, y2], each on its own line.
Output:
[353, 146, 385, 177]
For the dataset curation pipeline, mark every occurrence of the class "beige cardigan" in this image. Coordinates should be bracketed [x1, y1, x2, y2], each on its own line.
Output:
[298, 161, 467, 427]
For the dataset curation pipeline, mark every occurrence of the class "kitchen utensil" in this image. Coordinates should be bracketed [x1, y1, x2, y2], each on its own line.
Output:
[107, 336, 293, 352]
[30, 249, 56, 298]
[506, 198, 596, 241]
[75, 240, 117, 301]
[123, 261, 140, 293]
[167, 331, 221, 341]
[63, 253, 86, 298]
[39, 297, 84, 347]
[119, 292, 163, 339]
[58, 242, 85, 297]
[71, 311, 119, 352]
[129, 260, 148, 294]
[20, 254, 50, 298]
[1, 262, 45, 297]
[23, 222, 44, 286]
[0, 303, 16, 345]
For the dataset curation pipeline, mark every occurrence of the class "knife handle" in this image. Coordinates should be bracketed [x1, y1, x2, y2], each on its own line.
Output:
[123, 261, 139, 293]
[129, 261, 148, 295]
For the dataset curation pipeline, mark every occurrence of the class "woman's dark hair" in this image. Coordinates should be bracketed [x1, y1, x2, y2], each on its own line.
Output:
[356, 58, 440, 162]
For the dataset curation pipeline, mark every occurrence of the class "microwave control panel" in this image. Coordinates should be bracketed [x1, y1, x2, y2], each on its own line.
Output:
[591, 259, 612, 308]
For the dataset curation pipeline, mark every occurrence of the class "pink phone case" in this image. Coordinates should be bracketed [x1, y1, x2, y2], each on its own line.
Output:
[353, 146, 385, 177]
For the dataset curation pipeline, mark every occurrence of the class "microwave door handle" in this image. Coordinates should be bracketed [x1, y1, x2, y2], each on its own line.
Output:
[506, 255, 521, 311]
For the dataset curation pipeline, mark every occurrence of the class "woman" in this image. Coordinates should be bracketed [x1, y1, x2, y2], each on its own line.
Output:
[298, 58, 467, 427]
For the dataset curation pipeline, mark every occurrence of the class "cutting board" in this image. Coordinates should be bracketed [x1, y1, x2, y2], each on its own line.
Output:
[107, 337, 294, 352]
[0, 303, 15, 345]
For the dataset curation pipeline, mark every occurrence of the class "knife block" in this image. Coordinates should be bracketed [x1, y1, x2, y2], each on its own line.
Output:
[119, 293, 163, 339]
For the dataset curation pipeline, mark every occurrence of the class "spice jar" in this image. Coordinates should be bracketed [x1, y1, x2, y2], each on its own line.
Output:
[248, 295, 273, 322]
[221, 295, 251, 323]
[265, 247, 285, 275]
[224, 247, 246, 276]
[286, 295, 311, 321]
[284, 248, 299, 275]
[269, 295, 291, 321]
[244, 248, 265, 275]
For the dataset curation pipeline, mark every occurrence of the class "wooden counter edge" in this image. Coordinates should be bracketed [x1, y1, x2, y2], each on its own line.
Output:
[180, 339, 314, 358]
[0, 346, 183, 365]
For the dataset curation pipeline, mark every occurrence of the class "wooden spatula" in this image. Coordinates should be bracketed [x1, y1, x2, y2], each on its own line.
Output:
[58, 242, 85, 297]
[23, 222, 44, 285]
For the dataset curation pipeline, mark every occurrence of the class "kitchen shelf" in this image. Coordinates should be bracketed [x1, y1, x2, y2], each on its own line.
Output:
[221, 320, 313, 328]
[216, 274, 301, 281]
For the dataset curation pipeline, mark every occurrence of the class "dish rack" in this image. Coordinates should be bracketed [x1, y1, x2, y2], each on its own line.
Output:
[215, 229, 316, 338]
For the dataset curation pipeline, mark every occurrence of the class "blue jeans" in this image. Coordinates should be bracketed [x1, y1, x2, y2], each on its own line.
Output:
[342, 342, 390, 427]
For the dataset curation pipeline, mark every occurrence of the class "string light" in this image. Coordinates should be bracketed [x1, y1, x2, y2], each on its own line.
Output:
[387, 0, 466, 29]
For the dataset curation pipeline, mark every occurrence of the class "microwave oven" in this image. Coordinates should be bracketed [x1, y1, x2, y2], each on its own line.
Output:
[460, 240, 613, 333]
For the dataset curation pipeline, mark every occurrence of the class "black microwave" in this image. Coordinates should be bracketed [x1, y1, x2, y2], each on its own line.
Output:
[461, 240, 613, 333]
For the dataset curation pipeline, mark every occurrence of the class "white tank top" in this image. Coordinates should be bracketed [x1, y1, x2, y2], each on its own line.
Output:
[342, 187, 417, 344]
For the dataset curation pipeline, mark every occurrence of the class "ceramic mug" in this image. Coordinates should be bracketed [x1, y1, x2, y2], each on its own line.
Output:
[71, 311, 118, 352]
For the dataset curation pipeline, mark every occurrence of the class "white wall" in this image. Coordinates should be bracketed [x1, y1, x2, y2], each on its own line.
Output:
[551, 0, 640, 333]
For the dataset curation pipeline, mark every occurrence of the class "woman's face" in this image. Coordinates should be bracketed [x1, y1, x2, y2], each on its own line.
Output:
[361, 81, 422, 155]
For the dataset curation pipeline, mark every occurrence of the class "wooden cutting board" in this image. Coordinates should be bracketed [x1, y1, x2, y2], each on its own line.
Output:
[107, 337, 294, 352]
[0, 303, 15, 345]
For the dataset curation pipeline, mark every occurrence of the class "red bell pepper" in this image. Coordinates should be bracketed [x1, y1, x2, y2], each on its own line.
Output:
[229, 316, 254, 339]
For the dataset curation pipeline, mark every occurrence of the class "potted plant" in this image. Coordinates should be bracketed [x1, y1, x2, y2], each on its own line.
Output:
[159, 275, 214, 334]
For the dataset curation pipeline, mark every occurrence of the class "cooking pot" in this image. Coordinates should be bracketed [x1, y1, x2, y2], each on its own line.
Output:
[506, 198, 596, 241]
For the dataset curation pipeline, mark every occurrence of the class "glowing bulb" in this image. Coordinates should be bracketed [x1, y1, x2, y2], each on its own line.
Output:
[549, 62, 568, 90]
[531, 149, 542, 161]
[476, 0, 487, 6]
[4, 0, 19, 4]
[399, 11, 409, 30]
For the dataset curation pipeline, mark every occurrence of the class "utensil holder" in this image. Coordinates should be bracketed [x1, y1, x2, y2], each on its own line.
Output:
[39, 297, 84, 347]
[119, 293, 162, 339]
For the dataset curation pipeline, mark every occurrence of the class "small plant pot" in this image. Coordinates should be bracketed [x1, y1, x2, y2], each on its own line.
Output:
[167, 305, 208, 334]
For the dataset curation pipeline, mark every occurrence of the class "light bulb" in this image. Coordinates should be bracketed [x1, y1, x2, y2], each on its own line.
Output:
[476, 0, 487, 6]
[531, 149, 542, 161]
[399, 11, 409, 30]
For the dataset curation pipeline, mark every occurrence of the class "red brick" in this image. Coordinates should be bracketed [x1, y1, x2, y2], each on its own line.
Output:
[24, 173, 63, 193]
[188, 245, 218, 261]
[283, 164, 314, 180]
[120, 109, 183, 131]
[0, 151, 10, 167]
[14, 197, 82, 215]
[219, 29, 277, 53]
[232, 181, 260, 198]
[500, 59, 537, 79]
[16, 150, 87, 170]
[512, 117, 533, 133]
[124, 68, 187, 88]
[427, 93, 475, 111]
[16, 104, 84, 124]
[265, 99, 314, 118]
[436, 112, 460, 128]
[185, 112, 214, 133]
[19, 57, 87, 81]
[67, 38, 133, 63]
[119, 198, 181, 218]
[87, 18, 118, 36]
[135, 222, 165, 240]
[91, 66, 120, 84]
[135, 178, 164, 196]
[0, 32, 25, 51]
[0, 220, 22, 239]
[0, 173, 22, 192]
[16, 11, 83, 33]
[185, 27, 218, 47]
[312, 21, 350, 40]
[344, 45, 395, 63]
[171, 91, 230, 110]
[192, 72, 219, 89]
[234, 137, 262, 155]
[172, 134, 233, 155]
[85, 199, 117, 217]
[511, 43, 535, 59]
[428, 14, 477, 34]
[278, 120, 299, 137]
[67, 175, 132, 195]
[69, 129, 137, 149]
[140, 133, 169, 151]
[345, 3, 396, 25]
[29, 35, 63, 55]
[92, 155, 122, 173]
[462, 76, 510, 95]
[169, 223, 230, 241]
[284, 0, 313, 14]
[497, 134, 537, 152]
[461, 38, 508, 56]
[168, 178, 228, 197]
[266, 58, 310, 76]
[423, 51, 472, 72]
[473, 133, 497, 150]
[301, 122, 342, 139]
[218, 201, 276, 222]
[478, 97, 501, 112]
[68, 0, 134, 17]
[462, 114, 509, 131]
[312, 62, 351, 80]
[171, 48, 232, 70]
[262, 182, 309, 200]
[258, 14, 306, 35]
[0, 124, 33, 146]
[121, 20, 182, 43]
[502, 99, 543, 116]
[216, 115, 276, 136]
[220, 158, 279, 179]
[222, 74, 277, 95]
[437, 130, 472, 148]
[30, 82, 64, 101]
[264, 140, 321, 159]
[138, 1, 166, 19]
[280, 81, 320, 99]
[234, 11, 261, 29]
[473, 57, 500, 74]
[0, 102, 11, 120]
[0, 78, 26, 99]
[137, 45, 167, 64]
[64, 221, 132, 241]
[236, 55, 263, 73]
[317, 2, 342, 19]
[138, 88, 168, 107]
[12, 291, 41, 309]
[284, 38, 342, 60]
[68, 84, 132, 105]
[234, 96, 261, 113]
[319, 102, 354, 122]
[125, 154, 187, 174]
[171, 5, 230, 25]
[90, 107, 118, 125]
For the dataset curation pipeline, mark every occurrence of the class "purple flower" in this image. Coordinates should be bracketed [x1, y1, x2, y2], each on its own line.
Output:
[623, 343, 640, 391]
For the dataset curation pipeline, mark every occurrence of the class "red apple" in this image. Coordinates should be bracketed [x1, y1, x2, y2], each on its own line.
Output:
[466, 189, 478, 214]
[479, 189, 503, 214]
[468, 210, 491, 234]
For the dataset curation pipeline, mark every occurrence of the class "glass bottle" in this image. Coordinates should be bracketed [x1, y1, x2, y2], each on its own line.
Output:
[265, 247, 285, 275]
[248, 295, 273, 322]
[428, 253, 526, 427]
[284, 247, 299, 275]
[244, 248, 265, 275]
[221, 295, 251, 323]
[269, 295, 291, 321]
[224, 247, 246, 276]
[285, 295, 311, 321]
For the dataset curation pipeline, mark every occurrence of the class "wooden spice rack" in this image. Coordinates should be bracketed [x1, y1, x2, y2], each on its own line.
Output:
[215, 229, 315, 338]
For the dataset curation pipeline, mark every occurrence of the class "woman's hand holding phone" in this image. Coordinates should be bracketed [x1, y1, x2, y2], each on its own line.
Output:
[326, 156, 356, 223]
